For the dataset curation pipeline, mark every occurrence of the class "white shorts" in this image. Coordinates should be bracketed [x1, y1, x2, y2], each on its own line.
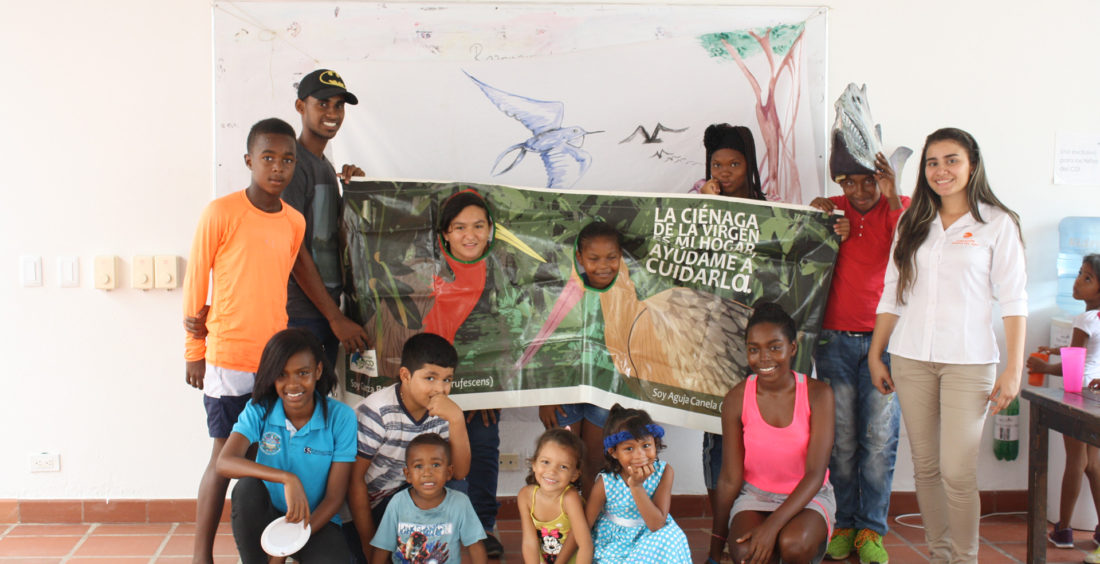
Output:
[203, 363, 255, 398]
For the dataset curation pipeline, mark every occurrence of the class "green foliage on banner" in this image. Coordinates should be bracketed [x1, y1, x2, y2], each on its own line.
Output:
[341, 180, 838, 429]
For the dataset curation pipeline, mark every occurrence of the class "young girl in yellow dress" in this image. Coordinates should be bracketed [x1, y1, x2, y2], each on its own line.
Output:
[518, 429, 593, 563]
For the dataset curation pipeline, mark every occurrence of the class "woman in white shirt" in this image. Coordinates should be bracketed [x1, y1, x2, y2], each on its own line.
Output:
[868, 127, 1026, 564]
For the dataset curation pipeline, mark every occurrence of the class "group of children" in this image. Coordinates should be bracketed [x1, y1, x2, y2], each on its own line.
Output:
[182, 68, 379, 563]
[179, 62, 873, 562]
[182, 64, 1097, 564]
[177, 63, 690, 563]
[358, 330, 703, 564]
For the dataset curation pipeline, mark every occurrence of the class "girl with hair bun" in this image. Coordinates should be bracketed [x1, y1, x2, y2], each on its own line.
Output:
[586, 404, 691, 563]
[694, 123, 765, 200]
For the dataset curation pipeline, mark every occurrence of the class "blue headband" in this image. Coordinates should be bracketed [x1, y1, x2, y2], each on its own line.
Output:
[603, 424, 665, 450]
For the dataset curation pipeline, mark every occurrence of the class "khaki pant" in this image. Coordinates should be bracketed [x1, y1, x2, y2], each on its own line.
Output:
[890, 355, 996, 564]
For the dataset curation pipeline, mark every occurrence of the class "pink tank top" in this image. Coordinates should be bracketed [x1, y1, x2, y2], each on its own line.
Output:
[741, 372, 828, 494]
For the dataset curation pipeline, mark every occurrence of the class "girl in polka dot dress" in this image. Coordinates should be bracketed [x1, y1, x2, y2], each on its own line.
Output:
[585, 405, 691, 564]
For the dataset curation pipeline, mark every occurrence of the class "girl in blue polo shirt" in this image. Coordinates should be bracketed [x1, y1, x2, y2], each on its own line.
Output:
[217, 328, 357, 563]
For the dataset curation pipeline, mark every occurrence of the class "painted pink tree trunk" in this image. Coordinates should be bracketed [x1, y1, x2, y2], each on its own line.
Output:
[721, 28, 804, 203]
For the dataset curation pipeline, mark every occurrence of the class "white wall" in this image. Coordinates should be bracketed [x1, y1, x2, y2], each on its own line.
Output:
[3, 0, 1100, 500]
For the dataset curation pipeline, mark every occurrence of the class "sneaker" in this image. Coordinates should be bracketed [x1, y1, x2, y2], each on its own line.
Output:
[1094, 524, 1100, 547]
[825, 528, 856, 560]
[854, 529, 889, 564]
[483, 532, 504, 558]
[1087, 545, 1100, 564]
[1048, 522, 1075, 548]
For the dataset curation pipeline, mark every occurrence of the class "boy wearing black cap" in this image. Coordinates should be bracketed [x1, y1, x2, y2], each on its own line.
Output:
[192, 70, 370, 364]
[282, 69, 370, 370]
[809, 149, 907, 564]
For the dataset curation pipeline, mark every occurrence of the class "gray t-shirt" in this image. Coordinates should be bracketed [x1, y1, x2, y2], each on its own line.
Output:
[281, 141, 343, 319]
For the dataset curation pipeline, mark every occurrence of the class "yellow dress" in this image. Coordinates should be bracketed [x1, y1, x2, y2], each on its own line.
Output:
[530, 485, 576, 564]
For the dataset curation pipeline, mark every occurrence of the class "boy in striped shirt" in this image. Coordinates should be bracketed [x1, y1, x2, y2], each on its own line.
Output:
[348, 333, 472, 560]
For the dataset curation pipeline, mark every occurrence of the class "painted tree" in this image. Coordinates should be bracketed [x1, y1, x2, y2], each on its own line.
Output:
[699, 24, 805, 203]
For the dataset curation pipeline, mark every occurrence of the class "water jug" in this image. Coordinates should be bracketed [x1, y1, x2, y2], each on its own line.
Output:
[1057, 217, 1100, 314]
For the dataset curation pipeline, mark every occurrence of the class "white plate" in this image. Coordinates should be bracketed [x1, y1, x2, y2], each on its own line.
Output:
[260, 516, 311, 557]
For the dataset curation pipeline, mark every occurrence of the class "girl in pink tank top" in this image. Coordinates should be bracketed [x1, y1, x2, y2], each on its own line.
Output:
[706, 303, 836, 564]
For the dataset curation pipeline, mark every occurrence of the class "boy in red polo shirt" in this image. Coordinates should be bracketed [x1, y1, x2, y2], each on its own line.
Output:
[811, 149, 909, 564]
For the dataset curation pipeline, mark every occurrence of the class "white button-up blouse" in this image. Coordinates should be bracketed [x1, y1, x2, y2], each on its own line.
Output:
[876, 202, 1027, 365]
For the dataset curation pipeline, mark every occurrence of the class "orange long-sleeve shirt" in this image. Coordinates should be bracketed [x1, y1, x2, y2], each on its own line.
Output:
[183, 190, 306, 372]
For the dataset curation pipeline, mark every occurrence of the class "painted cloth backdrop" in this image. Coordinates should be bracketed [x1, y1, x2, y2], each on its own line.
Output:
[213, 3, 826, 204]
[338, 23, 817, 202]
[342, 180, 840, 433]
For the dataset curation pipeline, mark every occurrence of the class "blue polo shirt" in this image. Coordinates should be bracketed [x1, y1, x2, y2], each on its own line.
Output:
[232, 395, 357, 524]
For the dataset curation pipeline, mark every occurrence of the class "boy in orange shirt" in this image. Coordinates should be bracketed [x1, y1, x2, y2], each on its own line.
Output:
[182, 117, 306, 563]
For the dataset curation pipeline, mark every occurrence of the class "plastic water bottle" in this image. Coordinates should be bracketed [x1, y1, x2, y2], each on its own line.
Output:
[992, 397, 1019, 461]
[1058, 217, 1100, 314]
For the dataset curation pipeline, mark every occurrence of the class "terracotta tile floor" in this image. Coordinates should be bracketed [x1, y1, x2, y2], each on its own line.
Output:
[0, 512, 1094, 563]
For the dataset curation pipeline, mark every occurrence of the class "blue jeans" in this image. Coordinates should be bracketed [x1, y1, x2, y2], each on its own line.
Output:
[702, 432, 723, 490]
[288, 316, 340, 373]
[556, 403, 610, 428]
[457, 410, 500, 532]
[814, 330, 900, 535]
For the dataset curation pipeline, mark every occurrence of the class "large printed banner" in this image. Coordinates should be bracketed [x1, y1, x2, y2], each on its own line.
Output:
[342, 181, 838, 433]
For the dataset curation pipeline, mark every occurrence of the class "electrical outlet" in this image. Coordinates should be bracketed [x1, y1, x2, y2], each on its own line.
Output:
[29, 452, 60, 473]
[499, 453, 520, 471]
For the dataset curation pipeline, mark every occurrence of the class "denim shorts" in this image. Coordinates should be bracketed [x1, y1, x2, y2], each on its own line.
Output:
[203, 393, 251, 438]
[556, 403, 610, 428]
[731, 481, 836, 538]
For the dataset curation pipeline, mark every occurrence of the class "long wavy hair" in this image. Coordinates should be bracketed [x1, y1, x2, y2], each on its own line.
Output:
[891, 127, 1022, 305]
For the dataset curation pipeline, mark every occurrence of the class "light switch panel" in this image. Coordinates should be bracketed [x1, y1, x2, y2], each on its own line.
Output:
[20, 256, 42, 287]
[94, 256, 118, 290]
[58, 256, 79, 288]
[132, 255, 154, 290]
[154, 255, 180, 290]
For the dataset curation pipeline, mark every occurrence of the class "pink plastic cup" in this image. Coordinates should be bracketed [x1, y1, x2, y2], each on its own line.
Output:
[1061, 346, 1087, 393]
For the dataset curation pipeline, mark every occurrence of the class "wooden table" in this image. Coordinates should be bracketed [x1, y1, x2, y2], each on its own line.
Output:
[1023, 385, 1100, 563]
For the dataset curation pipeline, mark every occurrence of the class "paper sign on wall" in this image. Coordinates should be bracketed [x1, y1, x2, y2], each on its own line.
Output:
[1054, 131, 1100, 186]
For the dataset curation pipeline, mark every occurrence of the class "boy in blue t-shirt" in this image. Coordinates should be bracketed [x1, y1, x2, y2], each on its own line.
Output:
[371, 433, 487, 564]
[349, 333, 472, 561]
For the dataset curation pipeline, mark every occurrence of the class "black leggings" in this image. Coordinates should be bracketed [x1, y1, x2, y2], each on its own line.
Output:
[230, 476, 350, 564]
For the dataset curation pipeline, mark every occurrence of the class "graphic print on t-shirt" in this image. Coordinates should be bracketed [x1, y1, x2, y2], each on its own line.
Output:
[395, 521, 454, 563]
[538, 526, 564, 562]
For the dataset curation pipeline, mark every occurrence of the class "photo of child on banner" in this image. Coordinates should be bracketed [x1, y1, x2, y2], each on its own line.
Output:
[342, 180, 840, 432]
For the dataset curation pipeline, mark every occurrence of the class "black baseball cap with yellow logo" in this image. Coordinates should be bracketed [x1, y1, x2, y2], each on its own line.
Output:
[297, 69, 359, 105]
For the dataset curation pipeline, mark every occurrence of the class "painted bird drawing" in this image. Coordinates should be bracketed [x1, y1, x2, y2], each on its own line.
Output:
[465, 71, 601, 189]
[619, 123, 689, 144]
